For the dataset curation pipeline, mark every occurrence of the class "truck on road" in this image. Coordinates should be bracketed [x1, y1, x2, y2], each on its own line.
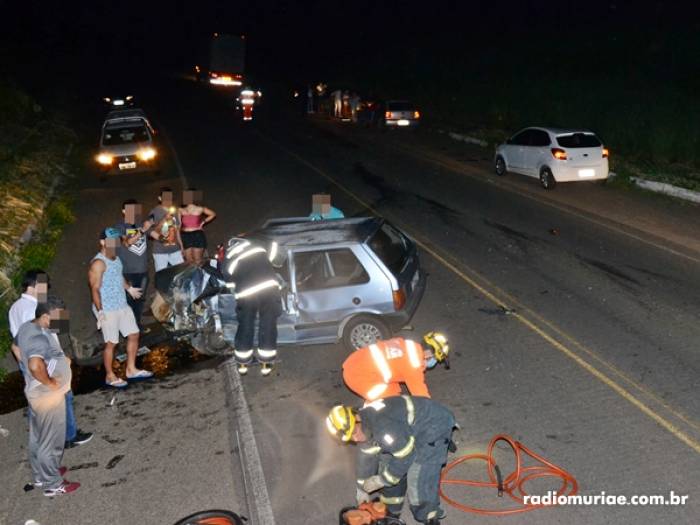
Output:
[196, 33, 246, 86]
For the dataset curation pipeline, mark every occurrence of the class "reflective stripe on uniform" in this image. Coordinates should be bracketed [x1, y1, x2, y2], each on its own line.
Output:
[256, 349, 277, 359]
[366, 383, 388, 401]
[405, 339, 421, 369]
[227, 247, 266, 275]
[234, 349, 254, 359]
[402, 395, 415, 425]
[369, 344, 392, 383]
[360, 445, 381, 455]
[380, 495, 405, 505]
[226, 240, 250, 257]
[392, 436, 415, 458]
[235, 279, 280, 299]
[381, 466, 401, 486]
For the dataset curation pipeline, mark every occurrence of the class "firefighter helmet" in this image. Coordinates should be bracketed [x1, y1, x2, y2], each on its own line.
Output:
[326, 405, 356, 442]
[423, 332, 449, 365]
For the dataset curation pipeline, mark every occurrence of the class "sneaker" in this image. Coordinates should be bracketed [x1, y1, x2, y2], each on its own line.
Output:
[43, 480, 80, 496]
[34, 467, 67, 487]
[238, 364, 248, 375]
[65, 430, 94, 449]
[260, 363, 273, 376]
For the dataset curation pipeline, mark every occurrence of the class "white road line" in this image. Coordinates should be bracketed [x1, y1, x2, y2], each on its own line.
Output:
[162, 128, 275, 523]
[223, 360, 277, 525]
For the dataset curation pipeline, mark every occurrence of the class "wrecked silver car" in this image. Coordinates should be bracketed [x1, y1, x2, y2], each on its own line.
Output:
[151, 217, 426, 353]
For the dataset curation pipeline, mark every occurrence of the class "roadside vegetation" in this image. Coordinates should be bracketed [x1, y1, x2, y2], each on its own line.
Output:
[0, 80, 76, 380]
[340, 29, 700, 191]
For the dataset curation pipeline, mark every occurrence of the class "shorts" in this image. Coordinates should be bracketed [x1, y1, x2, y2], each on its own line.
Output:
[181, 230, 207, 249]
[101, 306, 139, 344]
[153, 251, 184, 272]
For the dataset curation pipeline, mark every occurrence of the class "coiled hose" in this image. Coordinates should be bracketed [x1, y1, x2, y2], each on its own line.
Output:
[439, 433, 578, 515]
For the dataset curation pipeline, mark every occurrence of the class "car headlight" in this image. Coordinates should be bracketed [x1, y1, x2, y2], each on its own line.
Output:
[138, 147, 157, 161]
[96, 153, 113, 165]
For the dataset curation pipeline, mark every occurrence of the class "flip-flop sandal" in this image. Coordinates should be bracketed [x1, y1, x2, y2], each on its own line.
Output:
[126, 370, 154, 382]
[105, 378, 128, 389]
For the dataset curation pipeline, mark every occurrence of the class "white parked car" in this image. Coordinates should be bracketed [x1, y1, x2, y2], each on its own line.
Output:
[494, 127, 609, 189]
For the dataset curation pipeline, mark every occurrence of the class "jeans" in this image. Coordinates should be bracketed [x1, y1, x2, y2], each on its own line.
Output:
[124, 272, 148, 327]
[65, 391, 77, 442]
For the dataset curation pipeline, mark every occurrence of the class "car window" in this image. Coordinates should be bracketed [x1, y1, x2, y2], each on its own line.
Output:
[294, 248, 369, 291]
[509, 130, 531, 146]
[386, 102, 414, 111]
[103, 125, 150, 145]
[368, 223, 409, 275]
[532, 130, 551, 147]
[556, 133, 602, 148]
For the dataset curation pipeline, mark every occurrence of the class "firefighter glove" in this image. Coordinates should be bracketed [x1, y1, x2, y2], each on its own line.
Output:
[362, 475, 386, 493]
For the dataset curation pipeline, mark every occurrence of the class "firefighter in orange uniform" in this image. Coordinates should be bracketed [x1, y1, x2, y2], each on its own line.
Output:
[342, 332, 449, 402]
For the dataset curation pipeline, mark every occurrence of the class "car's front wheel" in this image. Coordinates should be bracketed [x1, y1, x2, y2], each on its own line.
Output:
[342, 315, 390, 351]
[540, 167, 556, 190]
[495, 155, 507, 176]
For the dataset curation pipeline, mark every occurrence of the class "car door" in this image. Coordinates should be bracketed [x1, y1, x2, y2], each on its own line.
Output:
[523, 129, 552, 176]
[505, 129, 532, 170]
[290, 246, 372, 343]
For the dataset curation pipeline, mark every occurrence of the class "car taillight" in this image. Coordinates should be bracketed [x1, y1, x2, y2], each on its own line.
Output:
[551, 148, 567, 160]
[392, 289, 406, 310]
[414, 110, 420, 119]
[602, 147, 609, 158]
[385, 111, 392, 119]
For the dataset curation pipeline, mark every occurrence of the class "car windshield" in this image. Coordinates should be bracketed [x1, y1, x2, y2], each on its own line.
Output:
[368, 223, 409, 274]
[387, 102, 414, 111]
[102, 125, 150, 145]
[556, 133, 602, 148]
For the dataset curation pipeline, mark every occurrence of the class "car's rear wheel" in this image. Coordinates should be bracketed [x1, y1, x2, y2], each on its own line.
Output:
[495, 155, 507, 176]
[342, 315, 390, 351]
[540, 167, 556, 190]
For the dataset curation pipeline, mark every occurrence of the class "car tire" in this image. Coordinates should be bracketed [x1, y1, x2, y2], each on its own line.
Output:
[342, 315, 391, 351]
[540, 167, 556, 190]
[495, 155, 507, 176]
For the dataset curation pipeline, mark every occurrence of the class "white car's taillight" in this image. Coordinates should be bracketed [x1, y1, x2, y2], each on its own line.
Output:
[551, 148, 567, 160]
[602, 147, 609, 158]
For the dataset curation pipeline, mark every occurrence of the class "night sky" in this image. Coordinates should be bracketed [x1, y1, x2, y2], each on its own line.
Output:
[2, 1, 698, 92]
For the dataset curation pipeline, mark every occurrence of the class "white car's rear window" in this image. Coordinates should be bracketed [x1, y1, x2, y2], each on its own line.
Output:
[556, 133, 602, 148]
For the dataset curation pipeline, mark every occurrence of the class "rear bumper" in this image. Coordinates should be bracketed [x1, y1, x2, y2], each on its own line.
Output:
[383, 269, 426, 331]
[551, 160, 609, 182]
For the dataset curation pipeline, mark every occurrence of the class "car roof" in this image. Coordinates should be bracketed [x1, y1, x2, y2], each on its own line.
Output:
[523, 126, 596, 135]
[106, 108, 146, 120]
[250, 217, 384, 248]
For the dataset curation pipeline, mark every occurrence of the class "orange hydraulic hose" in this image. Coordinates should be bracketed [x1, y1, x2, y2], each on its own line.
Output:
[439, 434, 578, 516]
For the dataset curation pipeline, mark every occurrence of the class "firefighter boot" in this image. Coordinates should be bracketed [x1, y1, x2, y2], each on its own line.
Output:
[238, 364, 248, 375]
[260, 363, 273, 376]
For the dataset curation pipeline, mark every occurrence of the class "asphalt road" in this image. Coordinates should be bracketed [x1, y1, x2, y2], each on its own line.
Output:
[2, 76, 699, 525]
[150, 79, 699, 524]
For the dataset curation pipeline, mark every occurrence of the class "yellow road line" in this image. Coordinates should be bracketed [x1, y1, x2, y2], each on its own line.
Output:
[261, 132, 700, 455]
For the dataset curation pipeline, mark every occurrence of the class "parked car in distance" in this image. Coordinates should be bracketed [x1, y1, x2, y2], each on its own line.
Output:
[495, 127, 609, 189]
[152, 217, 426, 353]
[382, 100, 421, 128]
[95, 110, 159, 175]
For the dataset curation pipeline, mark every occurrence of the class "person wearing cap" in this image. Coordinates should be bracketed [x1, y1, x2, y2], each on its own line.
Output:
[326, 397, 455, 525]
[88, 228, 153, 388]
[342, 332, 449, 403]
[9, 270, 93, 449]
[15, 296, 81, 496]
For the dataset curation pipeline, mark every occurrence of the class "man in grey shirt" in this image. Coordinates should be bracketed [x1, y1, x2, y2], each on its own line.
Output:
[148, 187, 184, 272]
[16, 296, 80, 496]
